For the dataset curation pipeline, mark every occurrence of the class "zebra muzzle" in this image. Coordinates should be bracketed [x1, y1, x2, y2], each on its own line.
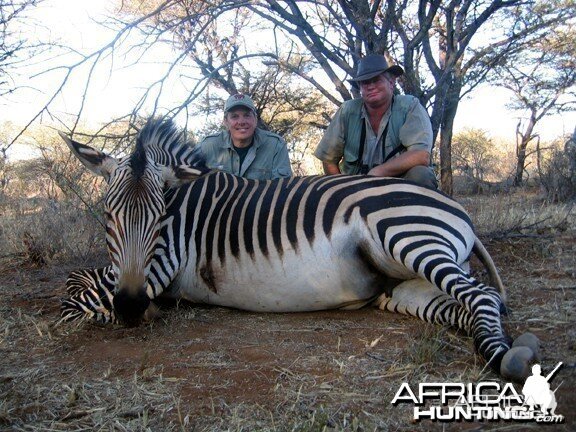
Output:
[113, 288, 151, 327]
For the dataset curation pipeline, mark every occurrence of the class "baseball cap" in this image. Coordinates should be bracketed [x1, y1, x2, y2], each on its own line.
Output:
[224, 94, 256, 113]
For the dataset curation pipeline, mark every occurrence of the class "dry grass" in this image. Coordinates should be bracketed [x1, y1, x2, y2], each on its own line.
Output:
[459, 190, 574, 240]
[0, 307, 189, 431]
[0, 201, 105, 268]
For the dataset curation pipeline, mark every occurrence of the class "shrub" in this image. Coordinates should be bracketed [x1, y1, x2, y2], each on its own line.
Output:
[0, 128, 108, 268]
[538, 140, 576, 203]
[451, 128, 516, 195]
[0, 199, 106, 266]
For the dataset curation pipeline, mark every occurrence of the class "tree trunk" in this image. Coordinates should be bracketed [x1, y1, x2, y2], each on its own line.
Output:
[436, 78, 462, 196]
[514, 139, 528, 186]
[439, 130, 453, 195]
[513, 113, 537, 186]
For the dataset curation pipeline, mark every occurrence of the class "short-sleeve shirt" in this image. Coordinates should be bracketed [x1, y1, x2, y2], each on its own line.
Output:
[314, 95, 433, 174]
[199, 128, 293, 180]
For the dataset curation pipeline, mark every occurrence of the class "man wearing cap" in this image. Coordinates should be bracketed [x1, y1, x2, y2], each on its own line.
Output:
[199, 94, 292, 180]
[314, 54, 437, 188]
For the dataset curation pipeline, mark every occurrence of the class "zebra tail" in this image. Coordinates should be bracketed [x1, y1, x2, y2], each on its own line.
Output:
[473, 236, 506, 302]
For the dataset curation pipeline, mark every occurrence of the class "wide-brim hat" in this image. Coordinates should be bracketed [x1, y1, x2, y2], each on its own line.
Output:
[224, 94, 256, 113]
[349, 54, 404, 82]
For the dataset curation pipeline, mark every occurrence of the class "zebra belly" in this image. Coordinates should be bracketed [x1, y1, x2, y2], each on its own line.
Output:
[171, 230, 402, 312]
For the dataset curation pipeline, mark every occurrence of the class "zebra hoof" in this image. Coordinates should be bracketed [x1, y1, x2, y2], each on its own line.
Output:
[500, 346, 537, 383]
[512, 332, 541, 360]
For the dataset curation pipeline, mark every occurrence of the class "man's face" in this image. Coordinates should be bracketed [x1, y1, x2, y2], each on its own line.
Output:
[359, 73, 395, 108]
[224, 107, 257, 144]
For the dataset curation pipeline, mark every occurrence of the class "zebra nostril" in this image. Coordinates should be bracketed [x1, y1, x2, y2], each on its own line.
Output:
[113, 289, 150, 327]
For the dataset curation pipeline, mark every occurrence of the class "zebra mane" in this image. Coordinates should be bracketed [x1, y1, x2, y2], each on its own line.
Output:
[131, 117, 206, 176]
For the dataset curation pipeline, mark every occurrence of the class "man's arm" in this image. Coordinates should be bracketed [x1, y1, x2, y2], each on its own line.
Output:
[271, 138, 293, 178]
[196, 135, 219, 169]
[322, 161, 341, 175]
[367, 149, 429, 177]
[314, 105, 346, 174]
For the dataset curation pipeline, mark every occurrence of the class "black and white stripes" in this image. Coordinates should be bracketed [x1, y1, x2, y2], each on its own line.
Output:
[60, 117, 511, 372]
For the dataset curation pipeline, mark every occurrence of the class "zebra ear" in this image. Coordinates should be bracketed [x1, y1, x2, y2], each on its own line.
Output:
[161, 165, 204, 188]
[59, 131, 118, 182]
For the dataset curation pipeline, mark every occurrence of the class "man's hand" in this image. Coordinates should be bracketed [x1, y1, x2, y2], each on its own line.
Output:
[322, 161, 341, 175]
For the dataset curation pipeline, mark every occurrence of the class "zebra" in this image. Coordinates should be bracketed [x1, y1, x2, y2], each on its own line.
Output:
[59, 117, 539, 381]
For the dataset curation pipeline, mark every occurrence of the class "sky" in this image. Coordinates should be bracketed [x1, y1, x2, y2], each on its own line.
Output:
[3, 0, 575, 160]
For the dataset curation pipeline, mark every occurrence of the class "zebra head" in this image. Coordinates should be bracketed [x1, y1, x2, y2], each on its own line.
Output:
[60, 118, 206, 326]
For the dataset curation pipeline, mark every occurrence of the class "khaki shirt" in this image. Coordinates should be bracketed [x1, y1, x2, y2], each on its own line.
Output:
[314, 96, 433, 174]
[199, 128, 293, 180]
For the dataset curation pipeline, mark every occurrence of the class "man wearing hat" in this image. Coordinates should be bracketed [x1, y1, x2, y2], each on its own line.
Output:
[199, 94, 292, 180]
[314, 54, 437, 188]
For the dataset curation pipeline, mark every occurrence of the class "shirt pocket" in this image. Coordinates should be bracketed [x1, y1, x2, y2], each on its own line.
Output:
[342, 147, 361, 175]
[276, 167, 291, 178]
[343, 146, 359, 165]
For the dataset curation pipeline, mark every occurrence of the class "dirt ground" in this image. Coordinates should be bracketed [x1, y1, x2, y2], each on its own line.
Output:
[0, 228, 574, 431]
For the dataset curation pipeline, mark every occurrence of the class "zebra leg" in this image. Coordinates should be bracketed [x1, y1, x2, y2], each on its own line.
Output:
[60, 267, 117, 324]
[417, 257, 511, 372]
[374, 278, 473, 334]
[61, 267, 161, 324]
[376, 279, 537, 382]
